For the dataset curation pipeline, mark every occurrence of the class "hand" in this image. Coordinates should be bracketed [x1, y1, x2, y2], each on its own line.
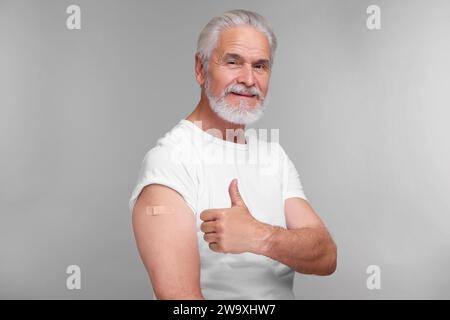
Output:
[200, 178, 272, 254]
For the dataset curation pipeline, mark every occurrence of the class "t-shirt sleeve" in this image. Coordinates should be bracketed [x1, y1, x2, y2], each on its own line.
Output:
[128, 145, 198, 214]
[279, 144, 308, 202]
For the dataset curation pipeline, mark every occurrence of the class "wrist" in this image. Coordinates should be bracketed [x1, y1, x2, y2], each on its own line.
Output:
[251, 222, 278, 255]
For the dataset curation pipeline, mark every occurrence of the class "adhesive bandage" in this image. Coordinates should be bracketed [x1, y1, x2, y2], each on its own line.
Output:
[145, 205, 175, 216]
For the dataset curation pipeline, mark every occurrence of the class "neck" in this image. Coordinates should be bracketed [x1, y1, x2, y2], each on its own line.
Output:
[185, 92, 247, 144]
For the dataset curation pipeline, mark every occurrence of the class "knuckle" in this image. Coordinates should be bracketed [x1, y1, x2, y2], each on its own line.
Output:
[216, 221, 224, 232]
[200, 209, 210, 219]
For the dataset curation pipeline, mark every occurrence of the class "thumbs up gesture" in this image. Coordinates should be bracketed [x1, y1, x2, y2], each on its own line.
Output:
[200, 179, 272, 254]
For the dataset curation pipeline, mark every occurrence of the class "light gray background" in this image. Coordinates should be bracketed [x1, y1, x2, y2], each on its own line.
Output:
[1, 0, 449, 299]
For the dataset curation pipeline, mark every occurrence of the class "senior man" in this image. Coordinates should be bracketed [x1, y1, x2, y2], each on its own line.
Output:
[129, 9, 337, 300]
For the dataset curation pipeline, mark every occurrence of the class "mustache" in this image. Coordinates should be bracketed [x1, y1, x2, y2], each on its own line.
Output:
[223, 84, 263, 99]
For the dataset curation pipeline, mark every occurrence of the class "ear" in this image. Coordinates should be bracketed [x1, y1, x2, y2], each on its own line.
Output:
[195, 53, 206, 87]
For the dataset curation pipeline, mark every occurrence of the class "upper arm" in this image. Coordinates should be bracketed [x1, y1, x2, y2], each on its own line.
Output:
[278, 144, 322, 230]
[132, 183, 203, 299]
[284, 197, 325, 230]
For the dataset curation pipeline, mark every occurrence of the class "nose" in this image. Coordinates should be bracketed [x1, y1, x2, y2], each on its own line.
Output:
[237, 63, 256, 87]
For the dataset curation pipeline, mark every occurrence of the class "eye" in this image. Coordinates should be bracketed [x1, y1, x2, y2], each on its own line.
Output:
[227, 60, 237, 65]
[254, 64, 266, 70]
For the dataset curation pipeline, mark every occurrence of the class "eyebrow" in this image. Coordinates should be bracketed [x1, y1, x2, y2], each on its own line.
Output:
[222, 53, 270, 65]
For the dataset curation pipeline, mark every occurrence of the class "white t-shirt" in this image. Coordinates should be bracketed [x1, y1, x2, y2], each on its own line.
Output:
[129, 119, 308, 300]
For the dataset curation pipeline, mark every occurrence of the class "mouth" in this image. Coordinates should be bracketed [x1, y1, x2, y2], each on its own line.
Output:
[229, 92, 257, 99]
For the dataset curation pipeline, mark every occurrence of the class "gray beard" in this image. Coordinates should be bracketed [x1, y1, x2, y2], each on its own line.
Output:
[204, 80, 267, 125]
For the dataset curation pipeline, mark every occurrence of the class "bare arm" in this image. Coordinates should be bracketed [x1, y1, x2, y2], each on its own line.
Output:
[256, 197, 337, 275]
[132, 184, 204, 299]
[198, 180, 336, 275]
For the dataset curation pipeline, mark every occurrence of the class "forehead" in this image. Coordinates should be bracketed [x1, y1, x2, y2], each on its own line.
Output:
[214, 25, 270, 60]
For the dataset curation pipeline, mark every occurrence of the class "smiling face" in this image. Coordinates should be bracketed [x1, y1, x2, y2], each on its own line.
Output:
[199, 25, 272, 125]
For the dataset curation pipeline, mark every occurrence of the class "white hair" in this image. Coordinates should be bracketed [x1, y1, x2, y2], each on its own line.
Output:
[196, 9, 277, 72]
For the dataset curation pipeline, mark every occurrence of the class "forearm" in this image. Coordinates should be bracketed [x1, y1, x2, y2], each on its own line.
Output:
[254, 224, 337, 275]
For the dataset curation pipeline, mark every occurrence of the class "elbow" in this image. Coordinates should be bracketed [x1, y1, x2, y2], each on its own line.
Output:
[155, 291, 205, 300]
[323, 252, 337, 276]
[317, 241, 337, 276]
[153, 285, 205, 300]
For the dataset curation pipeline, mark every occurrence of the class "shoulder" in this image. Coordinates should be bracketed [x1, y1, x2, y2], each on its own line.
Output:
[142, 122, 195, 169]
[273, 141, 287, 157]
[129, 122, 199, 213]
[256, 139, 287, 163]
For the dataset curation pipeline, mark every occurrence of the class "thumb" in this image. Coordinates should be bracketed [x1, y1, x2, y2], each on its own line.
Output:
[228, 178, 247, 208]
